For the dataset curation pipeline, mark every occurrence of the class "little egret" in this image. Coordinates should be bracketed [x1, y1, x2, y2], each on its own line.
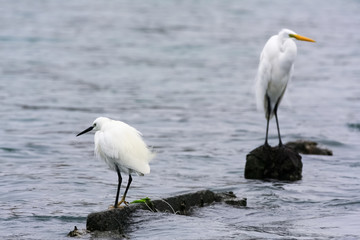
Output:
[76, 117, 155, 208]
[255, 29, 315, 147]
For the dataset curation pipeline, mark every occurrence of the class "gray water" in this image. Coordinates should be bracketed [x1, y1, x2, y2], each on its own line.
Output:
[1, 0, 360, 239]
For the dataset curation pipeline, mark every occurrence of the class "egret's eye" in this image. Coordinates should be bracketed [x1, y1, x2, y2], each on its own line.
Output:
[93, 123, 97, 127]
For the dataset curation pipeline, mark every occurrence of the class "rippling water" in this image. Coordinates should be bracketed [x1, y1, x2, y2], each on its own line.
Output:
[1, 0, 359, 239]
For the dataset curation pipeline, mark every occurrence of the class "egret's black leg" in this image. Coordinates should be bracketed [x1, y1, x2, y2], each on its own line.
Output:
[114, 165, 122, 208]
[274, 101, 283, 147]
[120, 174, 132, 205]
[264, 95, 271, 147]
[265, 118, 270, 147]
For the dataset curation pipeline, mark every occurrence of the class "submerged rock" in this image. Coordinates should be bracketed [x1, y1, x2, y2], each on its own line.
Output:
[245, 145, 302, 181]
[86, 190, 246, 233]
[285, 140, 333, 155]
[67, 226, 88, 237]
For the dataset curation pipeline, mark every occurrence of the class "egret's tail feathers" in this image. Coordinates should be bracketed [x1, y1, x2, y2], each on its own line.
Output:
[138, 163, 150, 175]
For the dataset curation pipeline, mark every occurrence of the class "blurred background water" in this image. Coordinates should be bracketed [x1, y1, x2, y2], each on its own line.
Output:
[0, 0, 359, 239]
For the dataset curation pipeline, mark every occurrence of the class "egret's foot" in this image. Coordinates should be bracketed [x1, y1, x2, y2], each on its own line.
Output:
[108, 204, 125, 210]
[116, 197, 129, 207]
[115, 202, 128, 208]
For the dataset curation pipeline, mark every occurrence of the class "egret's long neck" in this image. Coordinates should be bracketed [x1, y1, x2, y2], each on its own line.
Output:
[278, 38, 297, 71]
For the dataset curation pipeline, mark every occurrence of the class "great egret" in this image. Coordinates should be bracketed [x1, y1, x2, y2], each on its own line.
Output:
[255, 29, 315, 147]
[77, 117, 155, 208]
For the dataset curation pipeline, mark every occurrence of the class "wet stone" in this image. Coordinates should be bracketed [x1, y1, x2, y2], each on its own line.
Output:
[245, 145, 303, 181]
[224, 198, 247, 207]
[285, 140, 333, 155]
[67, 226, 88, 237]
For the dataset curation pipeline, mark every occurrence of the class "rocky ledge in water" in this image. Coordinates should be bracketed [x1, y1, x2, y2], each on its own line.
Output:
[285, 140, 333, 155]
[85, 190, 246, 233]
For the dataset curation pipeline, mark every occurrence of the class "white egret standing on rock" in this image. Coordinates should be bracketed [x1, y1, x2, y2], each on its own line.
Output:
[255, 29, 315, 147]
[77, 117, 155, 208]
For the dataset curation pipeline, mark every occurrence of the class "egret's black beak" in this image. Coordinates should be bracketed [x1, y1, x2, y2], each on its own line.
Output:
[76, 126, 94, 137]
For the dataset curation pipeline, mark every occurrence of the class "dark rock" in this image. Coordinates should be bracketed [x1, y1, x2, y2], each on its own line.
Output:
[224, 198, 247, 207]
[67, 226, 79, 237]
[245, 145, 302, 181]
[149, 189, 218, 215]
[67, 226, 88, 237]
[215, 191, 247, 207]
[347, 123, 360, 131]
[285, 140, 333, 155]
[87, 204, 136, 232]
[86, 190, 245, 233]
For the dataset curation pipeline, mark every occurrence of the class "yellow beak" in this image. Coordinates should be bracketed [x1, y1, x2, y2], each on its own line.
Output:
[290, 34, 316, 42]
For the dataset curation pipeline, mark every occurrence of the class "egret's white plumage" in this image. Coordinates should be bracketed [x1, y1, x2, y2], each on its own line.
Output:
[77, 117, 155, 208]
[93, 117, 153, 175]
[255, 29, 315, 146]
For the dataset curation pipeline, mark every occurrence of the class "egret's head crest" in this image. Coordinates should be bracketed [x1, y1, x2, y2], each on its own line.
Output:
[93, 117, 111, 131]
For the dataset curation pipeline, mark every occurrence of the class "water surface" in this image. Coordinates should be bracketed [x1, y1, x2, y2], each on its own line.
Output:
[0, 0, 359, 239]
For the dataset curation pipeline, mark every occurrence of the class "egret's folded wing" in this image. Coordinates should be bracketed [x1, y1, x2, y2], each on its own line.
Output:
[95, 126, 154, 174]
[255, 52, 272, 115]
